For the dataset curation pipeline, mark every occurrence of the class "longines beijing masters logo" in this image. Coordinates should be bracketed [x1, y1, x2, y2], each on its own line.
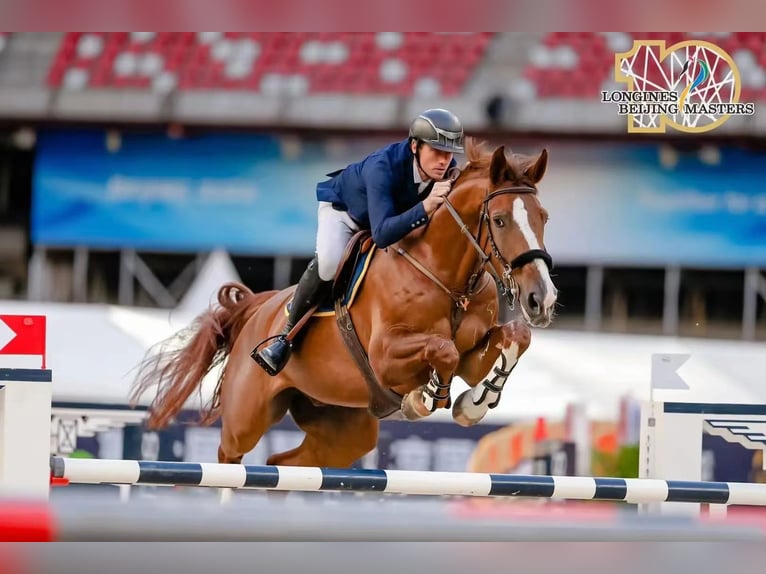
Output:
[601, 40, 756, 133]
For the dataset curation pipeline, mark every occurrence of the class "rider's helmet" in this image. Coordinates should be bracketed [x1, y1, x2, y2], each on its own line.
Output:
[409, 108, 465, 154]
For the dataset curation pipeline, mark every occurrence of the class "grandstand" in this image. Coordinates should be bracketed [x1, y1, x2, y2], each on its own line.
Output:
[1, 32, 763, 130]
[38, 32, 766, 103]
[47, 32, 493, 96]
[0, 32, 762, 335]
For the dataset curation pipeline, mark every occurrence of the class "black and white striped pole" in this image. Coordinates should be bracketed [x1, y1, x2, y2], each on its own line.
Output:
[50, 456, 766, 507]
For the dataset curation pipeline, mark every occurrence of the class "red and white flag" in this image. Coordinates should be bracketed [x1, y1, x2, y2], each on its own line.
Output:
[0, 315, 47, 369]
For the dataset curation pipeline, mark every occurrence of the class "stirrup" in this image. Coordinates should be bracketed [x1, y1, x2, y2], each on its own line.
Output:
[251, 335, 290, 376]
[253, 351, 279, 376]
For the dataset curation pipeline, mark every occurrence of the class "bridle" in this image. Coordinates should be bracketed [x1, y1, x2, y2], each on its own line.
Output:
[464, 185, 553, 309]
[395, 174, 553, 333]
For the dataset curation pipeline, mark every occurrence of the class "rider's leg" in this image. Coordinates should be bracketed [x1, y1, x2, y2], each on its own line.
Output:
[314, 202, 360, 283]
[252, 255, 326, 374]
[252, 202, 358, 375]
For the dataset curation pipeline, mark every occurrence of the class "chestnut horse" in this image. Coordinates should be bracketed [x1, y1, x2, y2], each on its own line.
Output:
[130, 139, 558, 468]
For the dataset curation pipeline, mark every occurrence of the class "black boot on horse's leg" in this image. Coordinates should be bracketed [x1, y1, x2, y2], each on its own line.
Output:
[252, 257, 329, 376]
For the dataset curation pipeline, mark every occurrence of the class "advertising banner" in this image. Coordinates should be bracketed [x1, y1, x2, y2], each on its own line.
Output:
[32, 130, 766, 267]
[32, 130, 378, 255]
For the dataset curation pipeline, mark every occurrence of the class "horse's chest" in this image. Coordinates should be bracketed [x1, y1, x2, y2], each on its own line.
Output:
[378, 286, 496, 350]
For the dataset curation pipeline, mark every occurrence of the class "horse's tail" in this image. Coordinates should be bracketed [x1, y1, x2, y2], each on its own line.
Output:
[129, 282, 276, 430]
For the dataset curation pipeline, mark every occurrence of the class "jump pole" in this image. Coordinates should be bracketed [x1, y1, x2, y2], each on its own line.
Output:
[50, 456, 766, 506]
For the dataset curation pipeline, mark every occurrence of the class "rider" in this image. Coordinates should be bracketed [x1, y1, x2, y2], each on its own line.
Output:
[252, 108, 465, 376]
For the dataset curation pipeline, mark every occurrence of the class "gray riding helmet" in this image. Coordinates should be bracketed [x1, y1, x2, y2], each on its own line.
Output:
[409, 108, 465, 154]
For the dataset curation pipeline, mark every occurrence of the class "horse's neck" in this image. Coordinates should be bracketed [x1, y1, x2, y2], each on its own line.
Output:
[403, 186, 484, 292]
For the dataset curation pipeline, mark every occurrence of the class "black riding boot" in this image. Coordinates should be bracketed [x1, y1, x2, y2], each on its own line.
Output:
[252, 257, 329, 376]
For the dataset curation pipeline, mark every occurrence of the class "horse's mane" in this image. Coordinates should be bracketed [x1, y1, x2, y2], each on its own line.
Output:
[457, 137, 538, 190]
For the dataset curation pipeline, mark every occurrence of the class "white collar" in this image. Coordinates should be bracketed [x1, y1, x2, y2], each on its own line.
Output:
[413, 158, 431, 186]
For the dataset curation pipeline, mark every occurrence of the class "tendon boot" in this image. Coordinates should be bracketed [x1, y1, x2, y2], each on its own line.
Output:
[252, 257, 328, 375]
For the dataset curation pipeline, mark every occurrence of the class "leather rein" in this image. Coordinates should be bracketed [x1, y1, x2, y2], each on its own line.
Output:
[395, 176, 553, 335]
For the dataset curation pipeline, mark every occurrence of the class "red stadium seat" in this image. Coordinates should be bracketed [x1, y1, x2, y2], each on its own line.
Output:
[47, 32, 494, 96]
[523, 32, 766, 102]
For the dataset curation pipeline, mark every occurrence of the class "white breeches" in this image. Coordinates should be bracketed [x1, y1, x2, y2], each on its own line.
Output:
[315, 201, 361, 281]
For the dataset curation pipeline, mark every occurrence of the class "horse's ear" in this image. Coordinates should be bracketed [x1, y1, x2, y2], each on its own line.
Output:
[489, 145, 508, 186]
[525, 148, 548, 184]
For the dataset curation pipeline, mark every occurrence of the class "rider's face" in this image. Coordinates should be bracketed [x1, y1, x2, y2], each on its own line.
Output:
[411, 141, 453, 181]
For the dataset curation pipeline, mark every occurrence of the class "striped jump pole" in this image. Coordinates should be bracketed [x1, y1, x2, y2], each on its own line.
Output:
[50, 456, 766, 507]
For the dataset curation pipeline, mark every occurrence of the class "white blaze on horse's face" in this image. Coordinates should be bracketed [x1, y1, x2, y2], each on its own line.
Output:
[512, 197, 557, 326]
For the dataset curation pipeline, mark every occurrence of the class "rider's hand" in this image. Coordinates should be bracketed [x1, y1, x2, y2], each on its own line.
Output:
[423, 181, 452, 215]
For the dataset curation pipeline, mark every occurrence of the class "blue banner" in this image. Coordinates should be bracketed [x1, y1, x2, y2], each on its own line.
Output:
[32, 130, 382, 255]
[32, 130, 766, 266]
[538, 143, 766, 267]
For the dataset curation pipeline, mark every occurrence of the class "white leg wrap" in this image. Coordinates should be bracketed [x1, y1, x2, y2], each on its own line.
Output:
[401, 370, 453, 421]
[421, 369, 451, 413]
[452, 342, 519, 426]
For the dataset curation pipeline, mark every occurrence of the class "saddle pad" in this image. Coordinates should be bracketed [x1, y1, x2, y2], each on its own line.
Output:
[284, 246, 377, 318]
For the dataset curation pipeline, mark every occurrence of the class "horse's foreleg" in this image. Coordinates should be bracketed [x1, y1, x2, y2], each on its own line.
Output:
[453, 320, 531, 427]
[400, 335, 460, 420]
[372, 333, 460, 422]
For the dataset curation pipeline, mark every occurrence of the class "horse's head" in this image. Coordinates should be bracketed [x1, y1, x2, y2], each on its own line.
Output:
[453, 141, 558, 327]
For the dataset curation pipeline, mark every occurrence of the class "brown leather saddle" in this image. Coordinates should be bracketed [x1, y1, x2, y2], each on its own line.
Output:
[331, 229, 375, 303]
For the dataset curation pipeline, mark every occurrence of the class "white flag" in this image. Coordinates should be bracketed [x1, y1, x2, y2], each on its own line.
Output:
[651, 353, 690, 390]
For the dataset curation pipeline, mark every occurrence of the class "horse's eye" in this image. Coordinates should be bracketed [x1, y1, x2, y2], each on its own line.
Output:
[492, 216, 505, 228]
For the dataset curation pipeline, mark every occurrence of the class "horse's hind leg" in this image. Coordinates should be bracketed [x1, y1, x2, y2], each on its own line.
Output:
[267, 394, 379, 468]
[217, 366, 293, 464]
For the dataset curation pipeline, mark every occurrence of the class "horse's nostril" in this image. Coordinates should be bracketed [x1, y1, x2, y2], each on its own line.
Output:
[528, 292, 541, 314]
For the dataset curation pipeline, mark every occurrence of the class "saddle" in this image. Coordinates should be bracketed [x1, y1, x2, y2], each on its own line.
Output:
[331, 229, 375, 303]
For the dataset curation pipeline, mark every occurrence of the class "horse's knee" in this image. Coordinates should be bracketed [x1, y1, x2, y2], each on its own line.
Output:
[219, 427, 254, 461]
[424, 337, 460, 372]
[500, 320, 532, 353]
[219, 396, 274, 459]
[218, 444, 243, 464]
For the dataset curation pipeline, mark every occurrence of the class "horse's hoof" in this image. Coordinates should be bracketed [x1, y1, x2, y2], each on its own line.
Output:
[400, 392, 431, 420]
[451, 390, 485, 427]
[452, 407, 480, 427]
